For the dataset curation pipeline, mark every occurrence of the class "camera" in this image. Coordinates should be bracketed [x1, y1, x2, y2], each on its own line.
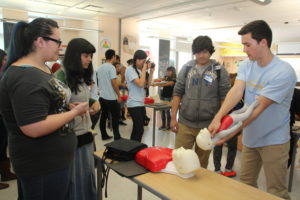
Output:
[150, 62, 155, 68]
[146, 59, 155, 69]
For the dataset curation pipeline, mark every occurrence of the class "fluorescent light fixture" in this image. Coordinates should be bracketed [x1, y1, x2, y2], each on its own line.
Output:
[250, 0, 272, 5]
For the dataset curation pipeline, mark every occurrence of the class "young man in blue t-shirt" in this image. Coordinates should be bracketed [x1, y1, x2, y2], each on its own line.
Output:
[208, 20, 296, 200]
[97, 49, 122, 140]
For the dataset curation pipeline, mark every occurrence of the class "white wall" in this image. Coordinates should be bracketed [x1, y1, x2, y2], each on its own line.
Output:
[121, 18, 140, 65]
[281, 57, 300, 82]
[97, 15, 120, 67]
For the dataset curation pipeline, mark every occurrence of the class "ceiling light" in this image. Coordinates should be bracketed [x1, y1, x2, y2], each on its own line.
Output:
[250, 0, 272, 5]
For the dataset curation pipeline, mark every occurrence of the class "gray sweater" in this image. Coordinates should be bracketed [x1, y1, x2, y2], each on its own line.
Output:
[173, 59, 231, 128]
[70, 84, 92, 136]
[55, 68, 92, 136]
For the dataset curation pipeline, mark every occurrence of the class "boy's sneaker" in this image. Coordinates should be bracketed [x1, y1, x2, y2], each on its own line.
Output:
[159, 126, 166, 130]
[223, 170, 237, 177]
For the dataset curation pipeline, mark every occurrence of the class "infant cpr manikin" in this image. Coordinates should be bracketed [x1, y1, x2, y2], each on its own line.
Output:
[196, 100, 259, 150]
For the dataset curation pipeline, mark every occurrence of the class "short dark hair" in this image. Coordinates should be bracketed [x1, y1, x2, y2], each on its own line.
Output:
[105, 49, 115, 60]
[238, 20, 272, 48]
[116, 55, 120, 61]
[192, 35, 215, 55]
[167, 66, 176, 79]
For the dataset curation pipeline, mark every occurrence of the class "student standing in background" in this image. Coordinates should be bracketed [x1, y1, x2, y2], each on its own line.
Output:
[152, 66, 177, 131]
[125, 50, 154, 141]
[97, 49, 122, 140]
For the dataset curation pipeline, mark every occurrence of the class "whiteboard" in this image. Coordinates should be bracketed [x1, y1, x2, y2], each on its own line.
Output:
[281, 58, 300, 82]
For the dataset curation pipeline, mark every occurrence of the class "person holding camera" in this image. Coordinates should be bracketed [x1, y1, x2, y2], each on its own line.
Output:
[125, 50, 154, 142]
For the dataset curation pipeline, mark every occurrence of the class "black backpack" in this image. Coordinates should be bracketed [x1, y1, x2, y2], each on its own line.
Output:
[101, 138, 148, 198]
[103, 138, 147, 161]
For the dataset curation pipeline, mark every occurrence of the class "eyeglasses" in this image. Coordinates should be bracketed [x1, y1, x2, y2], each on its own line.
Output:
[42, 36, 62, 47]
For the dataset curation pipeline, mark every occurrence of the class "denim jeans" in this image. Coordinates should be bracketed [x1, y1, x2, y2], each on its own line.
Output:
[160, 97, 172, 127]
[17, 168, 71, 200]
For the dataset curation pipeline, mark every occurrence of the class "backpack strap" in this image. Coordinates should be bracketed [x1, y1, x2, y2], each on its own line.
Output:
[184, 65, 193, 79]
[212, 63, 221, 82]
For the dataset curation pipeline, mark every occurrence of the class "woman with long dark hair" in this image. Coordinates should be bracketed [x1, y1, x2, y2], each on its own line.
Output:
[55, 38, 98, 200]
[125, 50, 154, 141]
[0, 18, 88, 199]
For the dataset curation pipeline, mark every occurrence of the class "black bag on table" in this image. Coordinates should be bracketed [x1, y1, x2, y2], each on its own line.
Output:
[103, 138, 147, 161]
[101, 138, 148, 198]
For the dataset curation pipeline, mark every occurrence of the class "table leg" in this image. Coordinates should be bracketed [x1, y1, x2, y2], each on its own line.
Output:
[137, 185, 142, 200]
[288, 134, 300, 192]
[152, 109, 156, 146]
[97, 159, 103, 200]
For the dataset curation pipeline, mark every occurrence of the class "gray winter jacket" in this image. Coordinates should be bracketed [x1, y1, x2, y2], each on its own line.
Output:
[173, 59, 230, 128]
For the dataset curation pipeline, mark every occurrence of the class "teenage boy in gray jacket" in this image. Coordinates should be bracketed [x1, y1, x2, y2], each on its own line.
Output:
[171, 36, 230, 168]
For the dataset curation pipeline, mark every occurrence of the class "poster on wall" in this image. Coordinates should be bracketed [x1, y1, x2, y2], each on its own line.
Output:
[158, 39, 170, 78]
[100, 36, 112, 53]
[122, 35, 136, 55]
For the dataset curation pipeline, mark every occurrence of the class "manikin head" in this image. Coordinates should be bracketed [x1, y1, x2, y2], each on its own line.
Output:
[172, 147, 200, 174]
[196, 128, 213, 150]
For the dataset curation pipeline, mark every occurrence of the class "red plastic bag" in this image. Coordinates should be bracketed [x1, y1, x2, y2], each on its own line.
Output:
[144, 97, 154, 104]
[121, 95, 128, 101]
[135, 147, 173, 172]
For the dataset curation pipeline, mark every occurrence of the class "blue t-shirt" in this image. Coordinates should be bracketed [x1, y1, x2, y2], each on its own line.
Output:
[237, 56, 296, 148]
[125, 66, 145, 107]
[97, 63, 117, 100]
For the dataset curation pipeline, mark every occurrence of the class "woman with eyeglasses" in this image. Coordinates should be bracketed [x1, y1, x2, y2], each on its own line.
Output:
[0, 18, 88, 200]
[55, 38, 98, 200]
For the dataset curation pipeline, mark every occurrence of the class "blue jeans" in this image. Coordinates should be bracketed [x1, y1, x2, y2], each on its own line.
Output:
[160, 97, 172, 127]
[17, 168, 71, 200]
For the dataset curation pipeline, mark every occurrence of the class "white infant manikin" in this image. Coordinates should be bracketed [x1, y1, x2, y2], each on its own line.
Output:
[196, 100, 259, 150]
[161, 147, 200, 178]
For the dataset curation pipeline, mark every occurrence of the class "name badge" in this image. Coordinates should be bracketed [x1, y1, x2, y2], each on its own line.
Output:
[204, 74, 213, 83]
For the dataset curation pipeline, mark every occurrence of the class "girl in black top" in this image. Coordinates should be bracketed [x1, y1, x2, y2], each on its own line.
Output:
[152, 66, 176, 130]
[0, 49, 15, 190]
[0, 18, 88, 200]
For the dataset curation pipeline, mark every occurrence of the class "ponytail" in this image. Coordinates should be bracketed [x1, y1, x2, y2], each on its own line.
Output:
[132, 63, 140, 78]
[6, 21, 30, 69]
[5, 18, 58, 71]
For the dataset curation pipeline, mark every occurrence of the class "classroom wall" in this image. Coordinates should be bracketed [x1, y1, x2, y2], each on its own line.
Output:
[120, 17, 140, 66]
